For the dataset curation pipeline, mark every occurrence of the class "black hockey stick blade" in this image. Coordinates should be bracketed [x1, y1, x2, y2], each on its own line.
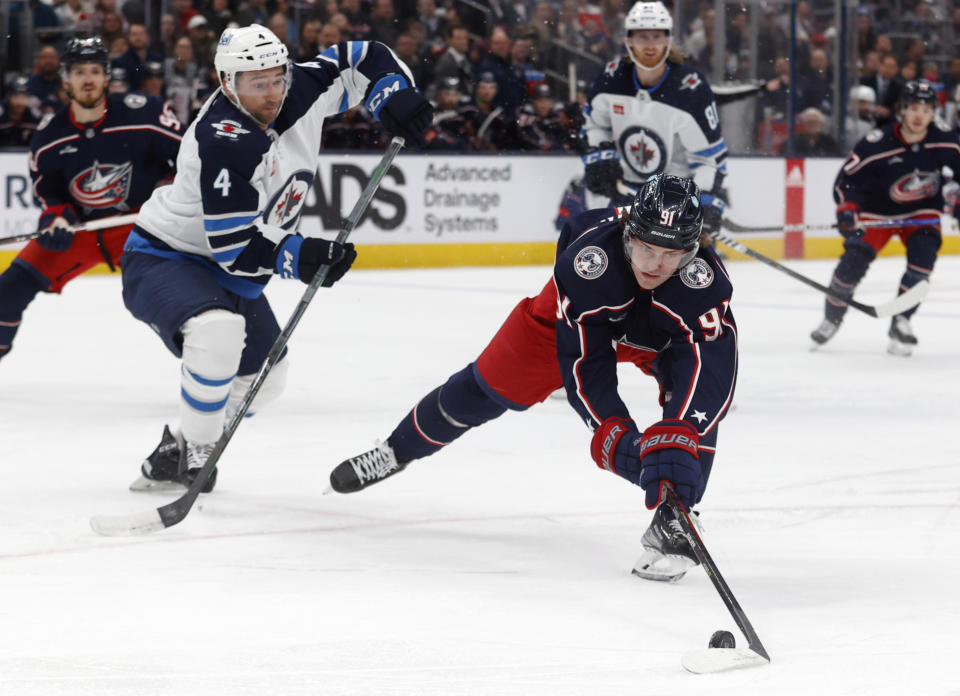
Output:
[664, 489, 771, 673]
[90, 138, 407, 537]
[714, 232, 929, 318]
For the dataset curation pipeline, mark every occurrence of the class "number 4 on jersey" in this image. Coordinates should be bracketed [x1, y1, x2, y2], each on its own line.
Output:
[213, 168, 231, 197]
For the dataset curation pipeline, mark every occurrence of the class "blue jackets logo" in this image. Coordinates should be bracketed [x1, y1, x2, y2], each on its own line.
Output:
[69, 160, 133, 209]
[574, 246, 608, 279]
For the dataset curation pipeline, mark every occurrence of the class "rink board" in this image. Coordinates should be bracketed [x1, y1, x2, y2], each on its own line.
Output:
[2, 151, 957, 272]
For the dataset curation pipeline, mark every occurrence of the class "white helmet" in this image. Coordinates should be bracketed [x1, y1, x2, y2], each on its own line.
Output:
[215, 24, 289, 101]
[624, 2, 673, 72]
[849, 84, 876, 104]
[624, 1, 673, 34]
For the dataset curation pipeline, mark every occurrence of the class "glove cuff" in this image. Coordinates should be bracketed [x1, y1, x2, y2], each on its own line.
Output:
[638, 419, 699, 460]
[366, 74, 412, 119]
[274, 234, 303, 280]
[581, 148, 619, 165]
[39, 203, 79, 230]
[590, 416, 637, 473]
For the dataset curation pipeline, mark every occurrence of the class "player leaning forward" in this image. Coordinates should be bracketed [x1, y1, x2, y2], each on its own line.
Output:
[123, 25, 431, 492]
[811, 78, 960, 355]
[331, 175, 738, 582]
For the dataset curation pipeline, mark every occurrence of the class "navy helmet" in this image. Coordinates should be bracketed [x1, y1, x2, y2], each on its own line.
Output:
[626, 174, 704, 252]
[900, 79, 937, 109]
[62, 37, 110, 72]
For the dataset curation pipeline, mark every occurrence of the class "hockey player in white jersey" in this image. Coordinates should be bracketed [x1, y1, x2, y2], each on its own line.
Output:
[121, 24, 432, 492]
[579, 1, 729, 235]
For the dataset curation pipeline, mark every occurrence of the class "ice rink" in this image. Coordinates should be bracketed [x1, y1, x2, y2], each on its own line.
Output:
[1, 253, 958, 695]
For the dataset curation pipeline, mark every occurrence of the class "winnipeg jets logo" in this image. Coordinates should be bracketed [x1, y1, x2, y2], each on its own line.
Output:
[890, 169, 939, 203]
[679, 258, 714, 289]
[265, 171, 314, 229]
[619, 126, 666, 178]
[679, 73, 702, 91]
[69, 161, 133, 209]
[574, 246, 608, 279]
[211, 120, 250, 139]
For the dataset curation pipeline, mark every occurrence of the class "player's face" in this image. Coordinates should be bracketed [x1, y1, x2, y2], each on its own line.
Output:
[64, 63, 109, 109]
[625, 237, 687, 290]
[626, 30, 669, 69]
[900, 102, 934, 134]
[234, 66, 289, 127]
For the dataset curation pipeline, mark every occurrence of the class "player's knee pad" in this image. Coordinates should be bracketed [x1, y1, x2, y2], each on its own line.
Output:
[179, 309, 246, 443]
[835, 241, 876, 286]
[438, 364, 509, 427]
[226, 356, 289, 420]
[388, 364, 507, 463]
[904, 230, 941, 278]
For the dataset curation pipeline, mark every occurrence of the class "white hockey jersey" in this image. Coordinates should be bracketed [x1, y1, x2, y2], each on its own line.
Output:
[584, 58, 727, 193]
[130, 40, 413, 298]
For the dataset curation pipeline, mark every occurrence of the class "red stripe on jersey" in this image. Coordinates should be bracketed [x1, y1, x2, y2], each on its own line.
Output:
[651, 299, 702, 421]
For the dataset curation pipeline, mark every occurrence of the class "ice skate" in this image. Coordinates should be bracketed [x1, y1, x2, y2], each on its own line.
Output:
[129, 426, 217, 493]
[887, 315, 917, 356]
[329, 441, 406, 493]
[129, 425, 186, 492]
[810, 317, 841, 347]
[631, 504, 701, 582]
[182, 441, 218, 493]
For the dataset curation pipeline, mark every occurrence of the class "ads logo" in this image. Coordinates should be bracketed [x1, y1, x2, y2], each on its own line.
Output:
[618, 126, 667, 179]
[265, 171, 313, 229]
[306, 163, 406, 231]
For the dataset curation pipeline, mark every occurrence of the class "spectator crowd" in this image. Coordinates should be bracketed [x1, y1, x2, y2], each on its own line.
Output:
[3, 0, 960, 154]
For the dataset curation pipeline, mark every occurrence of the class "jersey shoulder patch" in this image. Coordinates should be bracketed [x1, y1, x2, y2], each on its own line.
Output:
[123, 93, 147, 109]
[678, 257, 714, 289]
[573, 245, 608, 279]
[865, 128, 884, 143]
[210, 118, 253, 139]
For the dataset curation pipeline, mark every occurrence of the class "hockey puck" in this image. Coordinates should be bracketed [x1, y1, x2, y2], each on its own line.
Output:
[708, 630, 736, 649]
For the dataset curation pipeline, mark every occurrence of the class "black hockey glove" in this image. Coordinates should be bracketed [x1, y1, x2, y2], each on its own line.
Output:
[36, 204, 79, 251]
[836, 201, 862, 238]
[700, 191, 727, 238]
[582, 142, 621, 198]
[274, 235, 357, 287]
[373, 79, 434, 148]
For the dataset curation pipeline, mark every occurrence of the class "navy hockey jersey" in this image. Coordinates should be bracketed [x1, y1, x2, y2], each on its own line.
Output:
[553, 208, 737, 441]
[132, 40, 413, 299]
[584, 59, 727, 192]
[29, 93, 183, 219]
[834, 122, 960, 218]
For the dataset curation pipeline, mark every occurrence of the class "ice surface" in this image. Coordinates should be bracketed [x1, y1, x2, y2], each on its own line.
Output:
[1, 255, 958, 695]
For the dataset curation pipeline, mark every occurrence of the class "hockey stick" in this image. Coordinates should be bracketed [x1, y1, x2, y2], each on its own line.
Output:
[89, 137, 406, 537]
[0, 213, 141, 245]
[714, 232, 930, 318]
[722, 216, 944, 235]
[664, 489, 771, 674]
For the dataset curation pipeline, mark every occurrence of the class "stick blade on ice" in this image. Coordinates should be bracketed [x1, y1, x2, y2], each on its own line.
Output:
[90, 509, 166, 536]
[681, 648, 770, 674]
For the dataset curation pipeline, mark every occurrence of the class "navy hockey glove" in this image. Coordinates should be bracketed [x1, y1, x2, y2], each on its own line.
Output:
[368, 74, 433, 148]
[36, 204, 79, 251]
[637, 419, 702, 511]
[836, 202, 862, 238]
[700, 192, 727, 237]
[582, 142, 621, 198]
[275, 235, 357, 287]
[591, 416, 643, 483]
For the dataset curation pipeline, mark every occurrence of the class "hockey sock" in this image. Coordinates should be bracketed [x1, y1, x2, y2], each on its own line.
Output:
[389, 364, 507, 463]
[899, 231, 940, 319]
[824, 243, 875, 324]
[0, 263, 48, 360]
[179, 309, 245, 444]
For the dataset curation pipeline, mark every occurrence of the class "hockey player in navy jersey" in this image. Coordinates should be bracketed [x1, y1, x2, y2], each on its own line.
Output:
[577, 1, 729, 237]
[811, 79, 960, 356]
[330, 175, 738, 582]
[0, 37, 182, 363]
[122, 25, 432, 493]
